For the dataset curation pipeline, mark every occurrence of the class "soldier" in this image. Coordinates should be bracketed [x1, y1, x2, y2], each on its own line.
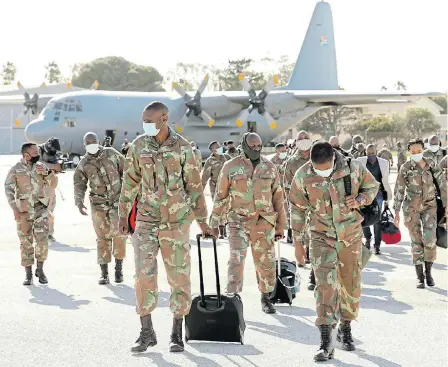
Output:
[121, 139, 130, 156]
[190, 141, 202, 170]
[226, 140, 240, 158]
[117, 101, 212, 353]
[394, 138, 447, 288]
[423, 135, 446, 166]
[290, 142, 379, 362]
[378, 145, 393, 170]
[329, 136, 351, 157]
[74, 132, 126, 285]
[440, 154, 448, 179]
[202, 141, 231, 238]
[349, 135, 366, 159]
[209, 132, 286, 314]
[5, 142, 55, 285]
[397, 141, 407, 172]
[270, 143, 288, 170]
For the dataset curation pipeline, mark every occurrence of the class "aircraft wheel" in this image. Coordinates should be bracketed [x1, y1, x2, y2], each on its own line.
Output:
[70, 154, 81, 167]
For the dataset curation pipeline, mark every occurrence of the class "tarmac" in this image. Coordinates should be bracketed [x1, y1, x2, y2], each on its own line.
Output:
[0, 155, 447, 367]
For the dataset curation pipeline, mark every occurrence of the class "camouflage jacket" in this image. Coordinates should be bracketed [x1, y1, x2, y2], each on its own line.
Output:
[202, 153, 231, 188]
[118, 128, 208, 226]
[378, 148, 393, 164]
[423, 148, 446, 167]
[282, 150, 310, 195]
[4, 159, 54, 214]
[440, 155, 448, 179]
[397, 148, 407, 165]
[289, 151, 379, 245]
[74, 147, 124, 209]
[226, 148, 240, 158]
[209, 155, 287, 232]
[393, 158, 447, 212]
[192, 148, 202, 170]
[350, 147, 365, 159]
[270, 154, 286, 170]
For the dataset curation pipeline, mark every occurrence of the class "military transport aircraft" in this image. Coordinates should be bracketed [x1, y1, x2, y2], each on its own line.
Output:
[2, 1, 442, 164]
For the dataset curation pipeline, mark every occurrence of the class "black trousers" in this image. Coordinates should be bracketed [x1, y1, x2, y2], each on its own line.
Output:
[362, 222, 382, 248]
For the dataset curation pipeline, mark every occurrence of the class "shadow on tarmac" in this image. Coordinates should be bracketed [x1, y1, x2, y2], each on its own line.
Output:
[361, 287, 413, 314]
[188, 342, 262, 356]
[103, 284, 170, 308]
[133, 352, 182, 367]
[49, 241, 92, 253]
[28, 286, 90, 310]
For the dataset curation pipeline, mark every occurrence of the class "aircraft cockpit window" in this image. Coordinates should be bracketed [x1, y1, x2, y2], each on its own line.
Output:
[68, 105, 75, 112]
[47, 99, 83, 112]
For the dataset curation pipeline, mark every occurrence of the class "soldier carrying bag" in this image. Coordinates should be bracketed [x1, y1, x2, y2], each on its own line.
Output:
[429, 168, 447, 249]
[184, 234, 246, 344]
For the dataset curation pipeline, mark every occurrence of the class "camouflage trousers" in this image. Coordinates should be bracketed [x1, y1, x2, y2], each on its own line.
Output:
[133, 221, 192, 318]
[209, 182, 217, 200]
[16, 203, 49, 267]
[403, 206, 437, 265]
[227, 218, 276, 294]
[47, 188, 56, 236]
[310, 232, 362, 327]
[91, 205, 126, 265]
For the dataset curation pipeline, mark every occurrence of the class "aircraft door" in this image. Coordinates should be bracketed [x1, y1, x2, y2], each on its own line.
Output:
[247, 121, 257, 133]
[105, 130, 117, 145]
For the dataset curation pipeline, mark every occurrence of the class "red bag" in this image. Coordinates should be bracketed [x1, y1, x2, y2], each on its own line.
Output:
[128, 200, 138, 234]
[380, 208, 401, 244]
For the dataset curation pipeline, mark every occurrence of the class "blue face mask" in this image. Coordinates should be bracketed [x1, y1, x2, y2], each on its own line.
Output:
[367, 155, 377, 163]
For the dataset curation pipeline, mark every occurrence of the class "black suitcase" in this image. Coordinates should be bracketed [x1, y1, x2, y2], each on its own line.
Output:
[184, 234, 245, 344]
[269, 241, 301, 305]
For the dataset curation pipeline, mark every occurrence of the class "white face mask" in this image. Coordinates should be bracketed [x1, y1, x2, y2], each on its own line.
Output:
[411, 153, 423, 162]
[429, 145, 440, 153]
[297, 139, 313, 151]
[85, 143, 100, 155]
[279, 152, 287, 159]
[215, 147, 223, 155]
[424, 143, 429, 149]
[313, 164, 334, 178]
[142, 122, 160, 136]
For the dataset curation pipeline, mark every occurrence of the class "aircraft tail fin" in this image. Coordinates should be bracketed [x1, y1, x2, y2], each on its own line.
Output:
[287, 1, 339, 90]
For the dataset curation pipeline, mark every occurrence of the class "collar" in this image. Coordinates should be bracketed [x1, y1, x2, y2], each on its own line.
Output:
[146, 128, 178, 150]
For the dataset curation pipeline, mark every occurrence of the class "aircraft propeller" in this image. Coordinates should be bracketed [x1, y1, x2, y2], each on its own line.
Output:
[14, 81, 41, 127]
[236, 74, 279, 129]
[172, 75, 215, 133]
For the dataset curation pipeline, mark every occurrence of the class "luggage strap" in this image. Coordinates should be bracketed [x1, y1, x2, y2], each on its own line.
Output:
[276, 241, 301, 290]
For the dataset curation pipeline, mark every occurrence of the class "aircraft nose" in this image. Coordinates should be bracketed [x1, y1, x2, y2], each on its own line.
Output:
[24, 120, 45, 144]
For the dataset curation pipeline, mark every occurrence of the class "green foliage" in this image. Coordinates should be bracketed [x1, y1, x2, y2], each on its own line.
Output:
[403, 108, 440, 136]
[165, 62, 219, 91]
[1, 61, 16, 85]
[71, 56, 164, 92]
[430, 95, 447, 114]
[216, 58, 265, 91]
[395, 80, 407, 90]
[45, 61, 62, 83]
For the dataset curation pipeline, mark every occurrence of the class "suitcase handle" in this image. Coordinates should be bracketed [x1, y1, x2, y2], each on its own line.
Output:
[196, 234, 222, 308]
[276, 241, 301, 290]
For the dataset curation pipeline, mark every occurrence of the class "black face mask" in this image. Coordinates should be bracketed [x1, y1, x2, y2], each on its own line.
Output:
[29, 155, 40, 165]
[241, 135, 261, 162]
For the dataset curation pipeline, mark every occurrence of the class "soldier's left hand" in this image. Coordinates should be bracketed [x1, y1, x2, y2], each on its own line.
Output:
[274, 232, 284, 241]
[35, 164, 46, 175]
[345, 195, 360, 209]
[199, 222, 213, 237]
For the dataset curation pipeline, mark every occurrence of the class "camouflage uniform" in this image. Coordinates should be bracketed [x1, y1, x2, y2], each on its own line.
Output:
[440, 155, 448, 179]
[226, 147, 240, 158]
[397, 148, 407, 171]
[350, 147, 365, 159]
[118, 129, 208, 318]
[209, 155, 286, 294]
[74, 147, 126, 264]
[46, 175, 58, 237]
[378, 148, 393, 168]
[394, 159, 447, 265]
[4, 160, 53, 266]
[270, 154, 286, 171]
[289, 151, 379, 326]
[423, 148, 445, 167]
[201, 153, 230, 198]
[192, 148, 202, 170]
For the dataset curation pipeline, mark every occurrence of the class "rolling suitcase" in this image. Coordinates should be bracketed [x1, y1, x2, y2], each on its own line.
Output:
[184, 234, 245, 344]
[269, 241, 301, 305]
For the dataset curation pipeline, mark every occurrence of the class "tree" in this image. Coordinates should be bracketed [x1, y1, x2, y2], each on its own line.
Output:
[1, 61, 16, 85]
[381, 86, 388, 91]
[216, 58, 266, 91]
[394, 80, 407, 91]
[71, 56, 165, 92]
[165, 62, 219, 91]
[45, 61, 62, 83]
[272, 55, 295, 87]
[402, 108, 440, 137]
[347, 115, 406, 146]
[430, 95, 447, 114]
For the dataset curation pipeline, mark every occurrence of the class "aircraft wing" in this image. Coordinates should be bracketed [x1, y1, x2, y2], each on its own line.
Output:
[0, 94, 56, 104]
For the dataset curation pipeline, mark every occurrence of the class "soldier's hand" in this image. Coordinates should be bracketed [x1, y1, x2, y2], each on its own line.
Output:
[54, 163, 62, 172]
[274, 232, 284, 241]
[384, 201, 389, 208]
[345, 195, 360, 209]
[394, 211, 400, 228]
[13, 208, 21, 221]
[211, 227, 220, 238]
[78, 204, 88, 216]
[295, 243, 306, 265]
[35, 164, 46, 175]
[199, 223, 213, 237]
[119, 217, 129, 234]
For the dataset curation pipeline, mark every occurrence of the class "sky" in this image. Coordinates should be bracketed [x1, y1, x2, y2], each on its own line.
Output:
[0, 0, 447, 92]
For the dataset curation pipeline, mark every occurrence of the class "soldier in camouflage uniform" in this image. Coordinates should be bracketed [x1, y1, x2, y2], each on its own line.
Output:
[397, 141, 407, 171]
[440, 154, 448, 179]
[74, 132, 126, 285]
[394, 138, 447, 288]
[378, 145, 393, 170]
[290, 142, 379, 362]
[5, 143, 55, 285]
[121, 139, 130, 156]
[349, 135, 366, 159]
[329, 136, 351, 158]
[270, 143, 287, 170]
[190, 141, 202, 170]
[226, 140, 240, 158]
[117, 102, 212, 353]
[209, 132, 286, 314]
[423, 135, 446, 166]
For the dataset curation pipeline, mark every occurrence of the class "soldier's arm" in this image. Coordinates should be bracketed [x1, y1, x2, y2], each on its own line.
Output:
[73, 164, 88, 207]
[201, 158, 211, 188]
[4, 167, 18, 211]
[182, 146, 208, 224]
[118, 143, 142, 219]
[209, 163, 230, 228]
[272, 169, 287, 233]
[355, 162, 379, 206]
[289, 171, 308, 243]
[393, 167, 406, 212]
[282, 159, 293, 198]
[433, 166, 447, 208]
[113, 149, 125, 176]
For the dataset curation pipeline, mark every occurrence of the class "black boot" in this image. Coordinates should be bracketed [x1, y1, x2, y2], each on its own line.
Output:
[424, 261, 435, 287]
[308, 269, 316, 291]
[23, 265, 33, 286]
[99, 264, 109, 285]
[222, 226, 227, 238]
[415, 264, 425, 288]
[261, 293, 276, 314]
[115, 259, 123, 283]
[314, 325, 334, 362]
[337, 320, 355, 351]
[365, 239, 371, 250]
[287, 228, 293, 244]
[169, 317, 184, 352]
[131, 315, 157, 352]
[305, 246, 310, 264]
[374, 245, 381, 255]
[35, 261, 48, 284]
[218, 226, 225, 239]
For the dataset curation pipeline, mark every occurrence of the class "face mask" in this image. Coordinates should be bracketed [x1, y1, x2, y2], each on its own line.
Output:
[215, 147, 223, 155]
[411, 153, 423, 162]
[279, 152, 287, 159]
[86, 143, 100, 155]
[313, 164, 334, 178]
[367, 155, 377, 163]
[424, 143, 429, 149]
[296, 139, 313, 151]
[142, 122, 160, 136]
[28, 155, 40, 165]
[429, 145, 439, 153]
[355, 143, 364, 150]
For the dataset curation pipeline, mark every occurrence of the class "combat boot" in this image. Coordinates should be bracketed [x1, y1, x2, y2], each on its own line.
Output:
[35, 261, 48, 284]
[169, 317, 184, 353]
[336, 320, 355, 351]
[424, 261, 435, 287]
[48, 235, 56, 242]
[261, 293, 276, 314]
[305, 246, 310, 264]
[308, 269, 316, 291]
[99, 264, 109, 285]
[115, 259, 123, 283]
[131, 315, 157, 352]
[314, 325, 334, 362]
[365, 239, 371, 250]
[415, 264, 425, 288]
[23, 265, 33, 286]
[287, 228, 293, 244]
[222, 225, 227, 238]
[218, 226, 225, 239]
